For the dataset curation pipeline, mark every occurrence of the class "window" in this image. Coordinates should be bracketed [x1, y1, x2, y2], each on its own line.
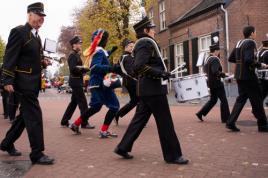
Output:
[199, 35, 211, 73]
[161, 48, 168, 60]
[148, 9, 154, 24]
[174, 43, 184, 77]
[161, 48, 168, 69]
[159, 1, 166, 31]
[199, 35, 211, 56]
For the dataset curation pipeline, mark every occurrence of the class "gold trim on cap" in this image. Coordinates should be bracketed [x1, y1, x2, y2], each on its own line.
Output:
[134, 21, 150, 30]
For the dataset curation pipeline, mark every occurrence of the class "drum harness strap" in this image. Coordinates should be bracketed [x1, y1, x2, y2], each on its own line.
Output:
[235, 39, 257, 79]
[257, 50, 268, 62]
[256, 49, 268, 79]
[119, 54, 137, 81]
[205, 56, 221, 80]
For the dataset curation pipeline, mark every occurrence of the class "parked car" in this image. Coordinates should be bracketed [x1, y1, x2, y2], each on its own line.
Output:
[45, 80, 52, 88]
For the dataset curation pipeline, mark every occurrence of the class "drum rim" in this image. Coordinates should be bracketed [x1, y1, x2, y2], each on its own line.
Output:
[171, 73, 206, 82]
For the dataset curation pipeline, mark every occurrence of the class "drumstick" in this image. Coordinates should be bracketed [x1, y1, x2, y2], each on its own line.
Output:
[172, 68, 187, 74]
[223, 74, 234, 80]
[171, 62, 186, 74]
[172, 63, 186, 72]
[171, 69, 188, 75]
[257, 69, 268, 72]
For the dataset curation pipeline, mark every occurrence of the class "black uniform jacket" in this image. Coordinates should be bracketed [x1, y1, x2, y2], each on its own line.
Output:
[2, 23, 44, 92]
[68, 50, 88, 88]
[206, 56, 225, 89]
[119, 51, 136, 87]
[229, 39, 261, 81]
[133, 35, 168, 97]
[258, 49, 268, 64]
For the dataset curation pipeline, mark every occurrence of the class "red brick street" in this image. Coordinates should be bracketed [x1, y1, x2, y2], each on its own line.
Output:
[0, 89, 268, 178]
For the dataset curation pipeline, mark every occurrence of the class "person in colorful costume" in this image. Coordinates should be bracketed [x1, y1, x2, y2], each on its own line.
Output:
[70, 29, 121, 138]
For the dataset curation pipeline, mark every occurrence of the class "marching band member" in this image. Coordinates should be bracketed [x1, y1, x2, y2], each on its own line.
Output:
[226, 26, 268, 132]
[257, 40, 268, 103]
[60, 36, 95, 129]
[196, 44, 230, 123]
[70, 29, 121, 138]
[0, 2, 54, 165]
[114, 39, 138, 125]
[0, 66, 9, 120]
[114, 17, 188, 165]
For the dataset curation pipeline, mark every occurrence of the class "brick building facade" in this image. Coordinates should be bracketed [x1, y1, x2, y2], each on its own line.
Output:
[148, 0, 268, 75]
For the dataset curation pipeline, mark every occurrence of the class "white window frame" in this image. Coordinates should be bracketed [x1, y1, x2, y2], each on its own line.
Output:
[161, 47, 168, 69]
[199, 35, 211, 54]
[174, 43, 184, 77]
[159, 1, 166, 31]
[161, 48, 168, 61]
[148, 8, 154, 25]
[199, 35, 211, 73]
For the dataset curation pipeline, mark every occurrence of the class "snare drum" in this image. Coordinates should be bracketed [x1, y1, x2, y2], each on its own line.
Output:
[172, 74, 209, 102]
[257, 70, 268, 80]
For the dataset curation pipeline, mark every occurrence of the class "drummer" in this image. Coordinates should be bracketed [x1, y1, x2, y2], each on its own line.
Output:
[257, 40, 268, 104]
[114, 17, 188, 165]
[196, 44, 230, 123]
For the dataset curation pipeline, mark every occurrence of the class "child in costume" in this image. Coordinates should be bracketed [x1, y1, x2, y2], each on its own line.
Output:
[70, 29, 121, 138]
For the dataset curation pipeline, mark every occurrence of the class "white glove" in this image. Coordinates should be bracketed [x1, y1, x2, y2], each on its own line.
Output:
[103, 79, 111, 87]
[261, 63, 268, 69]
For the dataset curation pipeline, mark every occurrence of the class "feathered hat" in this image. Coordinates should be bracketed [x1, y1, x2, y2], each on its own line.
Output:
[83, 29, 105, 67]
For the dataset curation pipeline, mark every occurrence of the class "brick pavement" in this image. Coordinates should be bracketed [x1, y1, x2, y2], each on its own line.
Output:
[0, 90, 267, 178]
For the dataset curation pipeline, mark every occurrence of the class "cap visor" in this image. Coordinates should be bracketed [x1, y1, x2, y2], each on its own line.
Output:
[148, 24, 156, 28]
[35, 11, 46, 16]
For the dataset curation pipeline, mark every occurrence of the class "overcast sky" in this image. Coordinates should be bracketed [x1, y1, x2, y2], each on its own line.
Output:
[0, 0, 87, 43]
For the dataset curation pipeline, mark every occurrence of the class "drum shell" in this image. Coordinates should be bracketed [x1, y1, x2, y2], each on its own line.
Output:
[172, 74, 209, 102]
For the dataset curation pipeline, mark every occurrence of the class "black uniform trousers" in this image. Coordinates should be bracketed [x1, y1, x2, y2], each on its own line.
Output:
[117, 95, 182, 162]
[227, 80, 268, 127]
[61, 87, 88, 125]
[197, 84, 230, 122]
[8, 93, 19, 121]
[116, 84, 138, 118]
[0, 90, 44, 162]
[1, 91, 9, 118]
[260, 79, 268, 100]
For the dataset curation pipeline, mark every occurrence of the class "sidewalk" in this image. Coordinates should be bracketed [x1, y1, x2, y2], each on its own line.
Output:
[0, 91, 267, 178]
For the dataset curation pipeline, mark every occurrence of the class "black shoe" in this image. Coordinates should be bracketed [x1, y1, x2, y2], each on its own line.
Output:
[60, 121, 69, 127]
[166, 156, 189, 165]
[258, 125, 268, 132]
[114, 147, 133, 159]
[221, 119, 227, 124]
[196, 113, 203, 122]
[226, 124, 240, 132]
[81, 123, 95, 129]
[7, 148, 22, 156]
[0, 145, 22, 156]
[70, 124, 81, 134]
[33, 155, 54, 165]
